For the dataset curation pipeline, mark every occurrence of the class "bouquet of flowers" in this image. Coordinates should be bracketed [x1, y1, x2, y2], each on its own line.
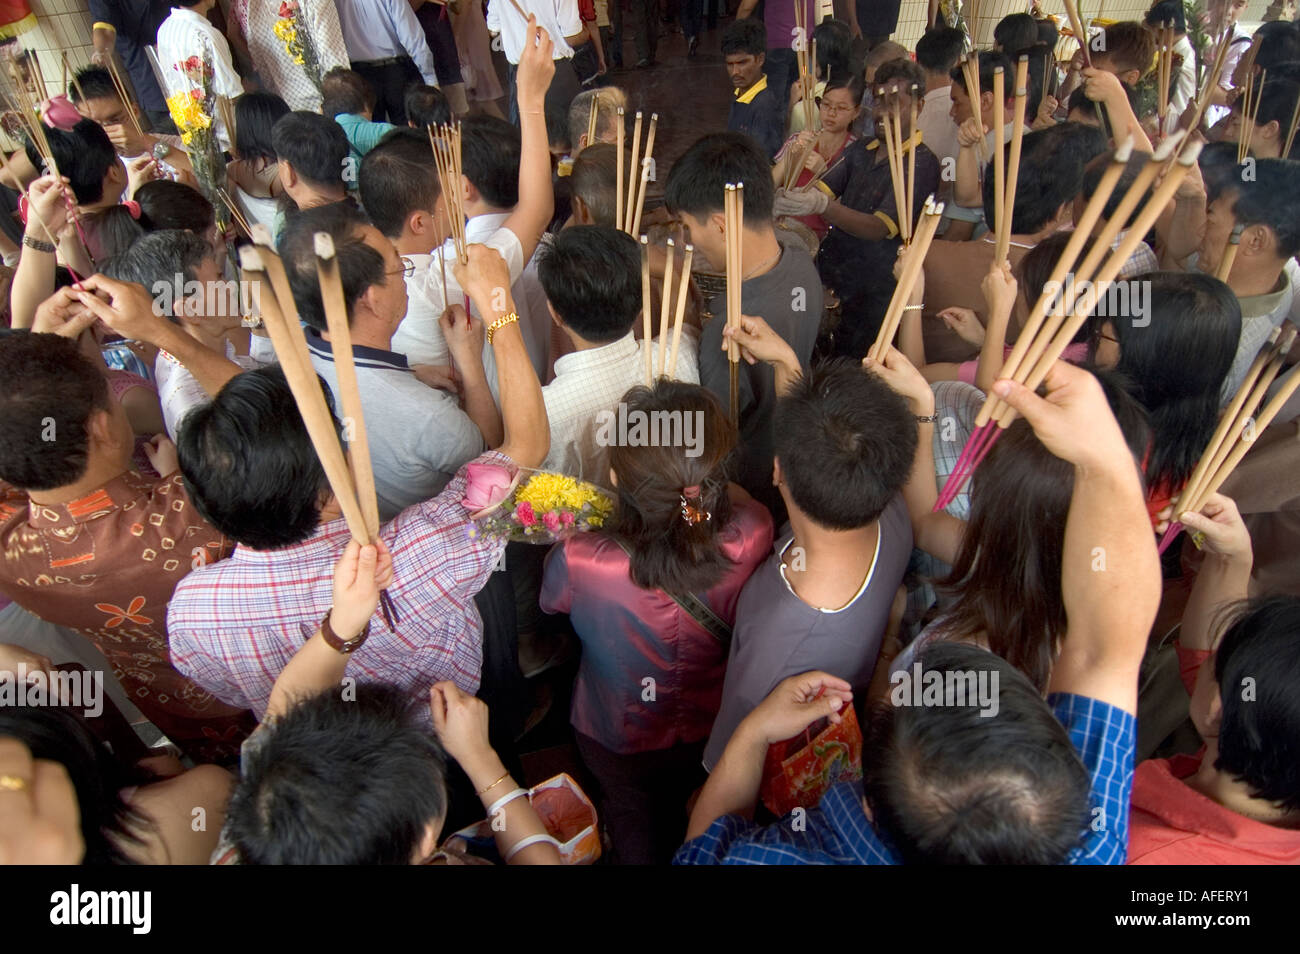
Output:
[162, 53, 229, 234]
[274, 1, 324, 94]
[463, 463, 614, 544]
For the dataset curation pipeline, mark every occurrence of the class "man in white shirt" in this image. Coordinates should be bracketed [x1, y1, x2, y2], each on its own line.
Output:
[486, 0, 585, 126]
[108, 230, 262, 439]
[280, 202, 501, 519]
[155, 0, 246, 150]
[536, 226, 699, 481]
[1205, 0, 1254, 127]
[1144, 2, 1196, 136]
[357, 51, 555, 379]
[915, 26, 964, 202]
[334, 0, 440, 123]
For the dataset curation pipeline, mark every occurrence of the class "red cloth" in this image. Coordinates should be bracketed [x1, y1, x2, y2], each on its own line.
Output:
[1127, 641, 1300, 864]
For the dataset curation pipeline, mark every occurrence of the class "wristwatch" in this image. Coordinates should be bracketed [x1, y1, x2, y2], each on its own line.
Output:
[319, 610, 370, 655]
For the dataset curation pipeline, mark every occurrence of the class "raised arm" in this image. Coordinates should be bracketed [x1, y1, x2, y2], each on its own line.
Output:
[75, 275, 244, 397]
[9, 175, 71, 330]
[502, 19, 557, 263]
[454, 243, 549, 468]
[994, 361, 1161, 713]
[440, 303, 505, 447]
[973, 262, 1017, 394]
[1177, 494, 1254, 652]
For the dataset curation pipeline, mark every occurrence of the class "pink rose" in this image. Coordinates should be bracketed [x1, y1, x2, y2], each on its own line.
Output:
[561, 511, 575, 527]
[542, 511, 561, 533]
[516, 501, 537, 527]
[42, 96, 81, 132]
[461, 462, 514, 511]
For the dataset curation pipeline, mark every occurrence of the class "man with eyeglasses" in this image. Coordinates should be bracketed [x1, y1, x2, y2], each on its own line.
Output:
[282, 201, 502, 520]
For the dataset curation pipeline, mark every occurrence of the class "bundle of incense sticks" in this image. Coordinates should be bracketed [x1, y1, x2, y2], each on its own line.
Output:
[867, 196, 944, 361]
[992, 65, 1005, 250]
[586, 97, 598, 147]
[217, 187, 254, 237]
[641, 235, 653, 386]
[62, 52, 88, 108]
[1156, 22, 1174, 126]
[880, 82, 912, 244]
[626, 112, 657, 237]
[1178, 24, 1235, 156]
[1237, 69, 1266, 163]
[242, 233, 396, 626]
[665, 242, 695, 380]
[648, 238, 696, 380]
[1158, 328, 1300, 554]
[794, 0, 816, 132]
[995, 56, 1030, 266]
[724, 182, 744, 426]
[1063, 0, 1092, 69]
[1284, 92, 1300, 159]
[216, 95, 238, 155]
[1215, 222, 1245, 282]
[428, 123, 468, 265]
[959, 53, 986, 164]
[102, 52, 144, 139]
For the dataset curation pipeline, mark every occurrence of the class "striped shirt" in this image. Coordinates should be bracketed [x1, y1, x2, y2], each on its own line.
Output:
[168, 450, 514, 718]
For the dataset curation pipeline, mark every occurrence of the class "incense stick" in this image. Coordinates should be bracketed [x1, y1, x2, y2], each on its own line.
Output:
[62, 53, 87, 107]
[724, 183, 744, 426]
[657, 238, 675, 377]
[997, 56, 1029, 266]
[586, 97, 598, 147]
[641, 235, 653, 386]
[623, 111, 643, 235]
[1215, 222, 1244, 282]
[667, 243, 694, 379]
[869, 197, 944, 361]
[992, 66, 1005, 254]
[907, 83, 918, 237]
[615, 107, 625, 231]
[1284, 90, 1300, 159]
[1063, 0, 1091, 69]
[315, 232, 381, 539]
[631, 112, 657, 237]
[104, 55, 144, 138]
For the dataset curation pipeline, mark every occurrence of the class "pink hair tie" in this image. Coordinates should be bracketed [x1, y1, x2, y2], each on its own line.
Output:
[682, 485, 701, 498]
[123, 199, 141, 220]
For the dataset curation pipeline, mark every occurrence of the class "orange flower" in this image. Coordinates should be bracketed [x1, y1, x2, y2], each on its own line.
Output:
[95, 596, 153, 628]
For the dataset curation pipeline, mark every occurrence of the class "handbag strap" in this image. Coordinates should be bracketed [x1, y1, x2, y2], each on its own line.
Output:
[612, 538, 733, 647]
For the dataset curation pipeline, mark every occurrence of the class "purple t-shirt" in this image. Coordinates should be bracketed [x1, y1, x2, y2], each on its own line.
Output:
[760, 0, 818, 52]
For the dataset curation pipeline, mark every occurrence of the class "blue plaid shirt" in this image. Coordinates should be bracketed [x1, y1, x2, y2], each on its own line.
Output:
[674, 692, 1135, 865]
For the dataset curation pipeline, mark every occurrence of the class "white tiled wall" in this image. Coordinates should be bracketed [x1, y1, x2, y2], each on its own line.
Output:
[14, 0, 98, 98]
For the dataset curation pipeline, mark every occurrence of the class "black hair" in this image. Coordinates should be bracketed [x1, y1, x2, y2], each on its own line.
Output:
[67, 65, 120, 104]
[234, 91, 290, 163]
[983, 122, 1107, 235]
[177, 365, 336, 549]
[1143, 0, 1186, 33]
[279, 202, 386, 332]
[460, 114, 521, 208]
[916, 26, 966, 74]
[536, 226, 641, 342]
[1255, 21, 1300, 71]
[1036, 17, 1059, 46]
[0, 333, 110, 491]
[665, 132, 775, 222]
[135, 180, 215, 234]
[1066, 81, 1139, 122]
[404, 83, 451, 129]
[1213, 595, 1300, 812]
[272, 111, 349, 190]
[994, 12, 1040, 53]
[1221, 157, 1300, 258]
[874, 58, 926, 97]
[225, 683, 448, 864]
[864, 641, 1092, 864]
[25, 119, 116, 205]
[85, 205, 146, 264]
[1081, 148, 1150, 228]
[0, 706, 152, 865]
[358, 127, 441, 239]
[722, 18, 767, 58]
[949, 50, 1015, 95]
[1241, 77, 1300, 159]
[822, 72, 865, 106]
[813, 19, 853, 81]
[106, 229, 215, 317]
[1198, 139, 1242, 203]
[774, 359, 917, 529]
[321, 67, 376, 117]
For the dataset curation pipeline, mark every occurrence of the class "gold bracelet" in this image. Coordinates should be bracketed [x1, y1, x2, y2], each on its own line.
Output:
[475, 770, 511, 796]
[486, 311, 519, 345]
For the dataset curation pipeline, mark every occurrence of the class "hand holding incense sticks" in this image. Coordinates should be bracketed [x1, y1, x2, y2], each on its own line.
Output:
[868, 196, 944, 362]
[1237, 69, 1266, 163]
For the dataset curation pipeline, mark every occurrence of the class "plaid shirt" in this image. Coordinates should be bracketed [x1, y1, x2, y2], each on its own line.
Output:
[167, 451, 513, 719]
[674, 692, 1135, 865]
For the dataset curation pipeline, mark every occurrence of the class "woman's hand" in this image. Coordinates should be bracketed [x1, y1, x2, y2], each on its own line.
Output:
[329, 539, 394, 641]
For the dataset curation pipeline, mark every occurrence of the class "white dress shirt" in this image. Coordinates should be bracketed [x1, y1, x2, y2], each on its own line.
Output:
[916, 85, 959, 197]
[486, 0, 581, 63]
[155, 7, 243, 150]
[541, 330, 701, 481]
[155, 341, 262, 440]
[333, 0, 439, 85]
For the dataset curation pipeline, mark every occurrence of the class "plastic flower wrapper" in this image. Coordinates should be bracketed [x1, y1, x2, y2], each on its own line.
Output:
[463, 465, 613, 545]
[275, 0, 325, 92]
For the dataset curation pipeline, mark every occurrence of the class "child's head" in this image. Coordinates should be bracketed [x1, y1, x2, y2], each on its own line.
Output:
[1091, 21, 1157, 87]
[321, 67, 376, 118]
[404, 84, 450, 130]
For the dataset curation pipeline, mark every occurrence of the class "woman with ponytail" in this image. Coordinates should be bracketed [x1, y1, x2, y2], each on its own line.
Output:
[540, 379, 773, 865]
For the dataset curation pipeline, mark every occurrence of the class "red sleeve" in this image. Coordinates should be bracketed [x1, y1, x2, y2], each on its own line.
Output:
[1174, 640, 1214, 698]
[579, 0, 596, 22]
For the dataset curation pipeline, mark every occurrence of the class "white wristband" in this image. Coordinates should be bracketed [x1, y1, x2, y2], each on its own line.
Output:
[504, 833, 562, 862]
[485, 786, 528, 819]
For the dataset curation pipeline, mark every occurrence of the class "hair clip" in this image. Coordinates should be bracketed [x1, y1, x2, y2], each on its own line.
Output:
[680, 485, 711, 525]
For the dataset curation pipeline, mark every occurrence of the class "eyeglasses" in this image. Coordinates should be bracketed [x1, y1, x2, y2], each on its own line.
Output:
[388, 257, 416, 279]
[818, 100, 855, 114]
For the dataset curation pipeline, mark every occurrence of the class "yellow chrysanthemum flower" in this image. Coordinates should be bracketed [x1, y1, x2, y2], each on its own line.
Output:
[514, 474, 612, 517]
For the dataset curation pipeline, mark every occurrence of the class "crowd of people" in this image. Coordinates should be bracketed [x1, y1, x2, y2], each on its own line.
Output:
[0, 0, 1298, 868]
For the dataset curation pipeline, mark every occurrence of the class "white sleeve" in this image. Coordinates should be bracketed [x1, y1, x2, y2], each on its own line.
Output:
[555, 0, 583, 37]
[487, 227, 527, 283]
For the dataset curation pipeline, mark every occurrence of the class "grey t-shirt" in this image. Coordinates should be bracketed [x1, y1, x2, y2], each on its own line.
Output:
[698, 243, 821, 512]
[703, 495, 912, 770]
